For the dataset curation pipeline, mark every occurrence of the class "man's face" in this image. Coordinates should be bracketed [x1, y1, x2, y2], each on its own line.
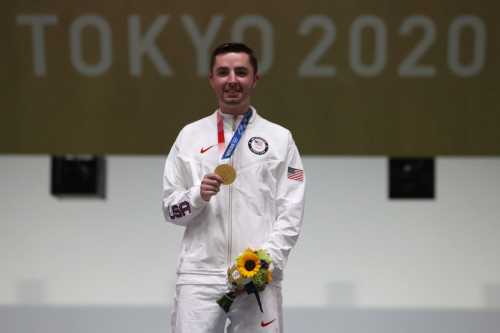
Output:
[209, 52, 259, 111]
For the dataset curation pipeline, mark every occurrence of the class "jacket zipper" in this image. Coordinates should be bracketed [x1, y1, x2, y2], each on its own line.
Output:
[228, 167, 233, 268]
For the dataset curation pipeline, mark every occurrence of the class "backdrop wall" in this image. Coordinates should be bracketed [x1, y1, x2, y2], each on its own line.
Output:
[1, 155, 499, 309]
[2, 0, 499, 154]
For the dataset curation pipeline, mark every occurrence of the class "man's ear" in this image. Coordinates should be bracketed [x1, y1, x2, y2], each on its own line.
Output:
[208, 72, 214, 89]
[252, 74, 260, 88]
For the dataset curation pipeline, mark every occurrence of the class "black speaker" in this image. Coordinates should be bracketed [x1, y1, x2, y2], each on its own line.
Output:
[389, 157, 435, 199]
[51, 155, 106, 198]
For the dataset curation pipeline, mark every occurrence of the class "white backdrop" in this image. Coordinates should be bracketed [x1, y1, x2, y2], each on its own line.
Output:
[1, 155, 500, 309]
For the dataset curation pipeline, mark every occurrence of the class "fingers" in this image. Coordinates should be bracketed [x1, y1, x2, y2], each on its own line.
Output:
[205, 173, 224, 184]
[200, 186, 219, 201]
[200, 173, 223, 201]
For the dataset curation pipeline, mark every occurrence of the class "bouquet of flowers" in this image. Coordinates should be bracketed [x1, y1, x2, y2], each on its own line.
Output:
[217, 248, 273, 313]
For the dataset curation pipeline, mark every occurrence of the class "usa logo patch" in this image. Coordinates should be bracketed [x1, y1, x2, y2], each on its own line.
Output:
[248, 137, 268, 155]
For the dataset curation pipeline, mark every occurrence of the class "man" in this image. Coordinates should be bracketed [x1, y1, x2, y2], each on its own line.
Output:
[162, 42, 305, 333]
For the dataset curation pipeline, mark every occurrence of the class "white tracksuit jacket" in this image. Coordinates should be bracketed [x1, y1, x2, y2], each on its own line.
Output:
[162, 107, 305, 285]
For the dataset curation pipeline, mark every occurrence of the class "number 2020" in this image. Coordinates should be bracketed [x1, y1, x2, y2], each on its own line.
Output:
[298, 15, 487, 78]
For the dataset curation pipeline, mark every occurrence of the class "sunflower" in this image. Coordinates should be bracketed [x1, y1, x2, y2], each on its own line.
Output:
[236, 249, 261, 278]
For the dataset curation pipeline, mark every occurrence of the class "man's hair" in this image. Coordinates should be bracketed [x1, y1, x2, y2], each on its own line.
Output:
[210, 42, 258, 75]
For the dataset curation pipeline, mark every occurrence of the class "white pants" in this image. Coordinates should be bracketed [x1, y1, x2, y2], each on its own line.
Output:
[171, 284, 283, 333]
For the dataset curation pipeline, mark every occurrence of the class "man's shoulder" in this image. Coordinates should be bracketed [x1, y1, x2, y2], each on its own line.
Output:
[182, 113, 215, 133]
[172, 112, 216, 151]
[176, 113, 215, 138]
[254, 113, 292, 139]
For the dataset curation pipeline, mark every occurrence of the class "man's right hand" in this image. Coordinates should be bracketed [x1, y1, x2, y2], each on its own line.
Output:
[200, 173, 224, 201]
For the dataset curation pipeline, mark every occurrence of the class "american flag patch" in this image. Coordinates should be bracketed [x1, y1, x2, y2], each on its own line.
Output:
[287, 167, 304, 181]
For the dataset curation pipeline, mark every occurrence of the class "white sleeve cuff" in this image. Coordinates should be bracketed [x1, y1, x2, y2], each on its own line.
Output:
[189, 185, 208, 208]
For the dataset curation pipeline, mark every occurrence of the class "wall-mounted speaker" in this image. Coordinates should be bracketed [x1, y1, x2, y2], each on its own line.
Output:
[51, 155, 106, 198]
[389, 157, 435, 199]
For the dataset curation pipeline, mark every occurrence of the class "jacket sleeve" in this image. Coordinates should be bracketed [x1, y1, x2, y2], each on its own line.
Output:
[161, 135, 208, 226]
[261, 132, 306, 278]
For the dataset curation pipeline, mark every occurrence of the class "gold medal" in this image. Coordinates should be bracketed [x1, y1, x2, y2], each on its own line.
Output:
[215, 164, 237, 185]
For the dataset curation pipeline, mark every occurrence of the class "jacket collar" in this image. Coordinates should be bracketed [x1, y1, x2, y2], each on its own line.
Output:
[215, 106, 257, 124]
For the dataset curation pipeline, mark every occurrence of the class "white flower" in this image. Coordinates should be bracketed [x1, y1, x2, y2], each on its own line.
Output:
[232, 269, 241, 281]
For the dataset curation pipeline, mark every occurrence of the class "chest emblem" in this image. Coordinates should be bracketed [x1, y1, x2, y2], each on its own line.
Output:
[248, 137, 269, 155]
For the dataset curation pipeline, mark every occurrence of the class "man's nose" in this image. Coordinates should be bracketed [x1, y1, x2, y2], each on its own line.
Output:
[228, 71, 237, 82]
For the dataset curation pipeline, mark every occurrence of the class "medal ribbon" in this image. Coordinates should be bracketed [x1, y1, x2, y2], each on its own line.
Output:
[216, 109, 253, 161]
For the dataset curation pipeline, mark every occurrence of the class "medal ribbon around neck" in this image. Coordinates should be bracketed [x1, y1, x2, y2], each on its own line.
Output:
[215, 109, 252, 184]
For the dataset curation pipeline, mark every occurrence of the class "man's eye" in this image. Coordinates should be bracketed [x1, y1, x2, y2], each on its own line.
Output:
[235, 70, 248, 76]
[217, 69, 229, 76]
